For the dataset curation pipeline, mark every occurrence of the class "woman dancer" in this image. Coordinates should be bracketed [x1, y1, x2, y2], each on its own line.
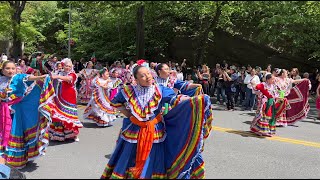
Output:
[274, 69, 310, 126]
[83, 68, 117, 127]
[100, 64, 213, 179]
[109, 68, 123, 100]
[17, 59, 28, 74]
[78, 61, 98, 104]
[250, 74, 288, 137]
[0, 61, 55, 169]
[49, 58, 83, 142]
[154, 63, 202, 96]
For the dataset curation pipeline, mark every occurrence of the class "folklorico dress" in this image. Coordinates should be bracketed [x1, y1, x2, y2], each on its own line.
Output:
[100, 84, 213, 179]
[49, 71, 83, 141]
[109, 77, 123, 100]
[274, 77, 310, 126]
[154, 76, 203, 113]
[250, 82, 288, 136]
[83, 77, 117, 127]
[78, 68, 98, 104]
[154, 76, 202, 96]
[0, 74, 55, 169]
[114, 67, 126, 83]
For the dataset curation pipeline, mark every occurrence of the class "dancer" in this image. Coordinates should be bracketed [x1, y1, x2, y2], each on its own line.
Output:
[78, 61, 98, 104]
[154, 63, 202, 96]
[109, 68, 123, 100]
[17, 59, 28, 74]
[274, 69, 310, 126]
[316, 83, 320, 120]
[49, 58, 83, 142]
[250, 74, 288, 137]
[83, 68, 117, 127]
[0, 61, 55, 169]
[100, 64, 213, 179]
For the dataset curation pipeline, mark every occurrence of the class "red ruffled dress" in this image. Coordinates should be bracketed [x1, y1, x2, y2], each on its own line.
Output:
[49, 72, 83, 141]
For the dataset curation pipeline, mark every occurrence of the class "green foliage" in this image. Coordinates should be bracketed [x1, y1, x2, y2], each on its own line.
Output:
[2, 1, 320, 62]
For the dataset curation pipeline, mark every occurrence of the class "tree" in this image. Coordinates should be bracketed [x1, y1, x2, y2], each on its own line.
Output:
[8, 1, 26, 59]
[136, 5, 145, 59]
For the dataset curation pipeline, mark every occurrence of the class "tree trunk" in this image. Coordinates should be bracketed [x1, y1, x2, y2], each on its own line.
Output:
[8, 1, 26, 60]
[136, 5, 145, 60]
[195, 2, 224, 65]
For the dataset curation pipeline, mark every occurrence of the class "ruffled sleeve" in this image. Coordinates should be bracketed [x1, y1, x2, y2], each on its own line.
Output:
[8, 74, 30, 97]
[160, 85, 176, 104]
[109, 89, 126, 109]
[255, 83, 273, 98]
[174, 80, 189, 92]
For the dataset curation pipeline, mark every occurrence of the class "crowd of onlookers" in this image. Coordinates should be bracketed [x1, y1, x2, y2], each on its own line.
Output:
[1, 52, 319, 112]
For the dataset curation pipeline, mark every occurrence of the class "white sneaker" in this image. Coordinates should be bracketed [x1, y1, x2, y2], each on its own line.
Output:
[74, 137, 80, 142]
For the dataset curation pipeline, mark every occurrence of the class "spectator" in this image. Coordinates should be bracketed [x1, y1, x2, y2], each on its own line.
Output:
[197, 65, 211, 95]
[191, 66, 199, 83]
[223, 66, 238, 111]
[244, 69, 260, 111]
[235, 67, 246, 106]
[291, 68, 301, 80]
[186, 74, 194, 83]
[216, 68, 226, 105]
[176, 66, 184, 81]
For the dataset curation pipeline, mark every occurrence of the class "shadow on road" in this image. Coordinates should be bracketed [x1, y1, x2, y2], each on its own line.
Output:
[81, 122, 113, 129]
[242, 121, 252, 125]
[19, 161, 39, 173]
[105, 154, 112, 159]
[49, 139, 76, 147]
[300, 120, 320, 125]
[225, 129, 267, 139]
[239, 112, 256, 117]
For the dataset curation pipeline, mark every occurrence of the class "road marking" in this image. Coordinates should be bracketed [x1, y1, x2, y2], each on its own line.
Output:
[213, 126, 320, 148]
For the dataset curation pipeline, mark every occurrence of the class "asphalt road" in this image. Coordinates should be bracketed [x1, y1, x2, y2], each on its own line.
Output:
[21, 103, 320, 179]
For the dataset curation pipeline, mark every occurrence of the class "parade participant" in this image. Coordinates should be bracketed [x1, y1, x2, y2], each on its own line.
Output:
[316, 83, 320, 120]
[44, 56, 58, 73]
[17, 59, 28, 74]
[78, 61, 98, 104]
[109, 68, 123, 100]
[49, 58, 83, 142]
[243, 69, 260, 111]
[0, 55, 8, 70]
[114, 60, 126, 82]
[0, 61, 55, 169]
[100, 63, 213, 179]
[154, 63, 202, 96]
[274, 69, 310, 126]
[51, 61, 63, 93]
[83, 68, 117, 127]
[250, 74, 288, 137]
[52, 61, 63, 75]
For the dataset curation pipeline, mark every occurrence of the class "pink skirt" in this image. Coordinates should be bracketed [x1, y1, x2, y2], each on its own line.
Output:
[110, 89, 118, 100]
[316, 97, 320, 110]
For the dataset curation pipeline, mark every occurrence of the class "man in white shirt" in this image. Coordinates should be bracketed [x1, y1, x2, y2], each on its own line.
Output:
[243, 69, 260, 111]
[176, 66, 184, 81]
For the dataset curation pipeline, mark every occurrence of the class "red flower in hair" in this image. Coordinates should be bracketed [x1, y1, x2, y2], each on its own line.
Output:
[61, 62, 64, 66]
[137, 59, 146, 66]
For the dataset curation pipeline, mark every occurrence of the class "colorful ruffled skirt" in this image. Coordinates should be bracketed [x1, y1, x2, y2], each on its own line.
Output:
[83, 86, 117, 127]
[49, 80, 83, 141]
[2, 76, 55, 169]
[251, 98, 287, 136]
[101, 94, 213, 179]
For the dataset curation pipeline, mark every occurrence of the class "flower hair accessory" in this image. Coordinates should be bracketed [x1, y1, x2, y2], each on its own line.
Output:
[130, 59, 150, 75]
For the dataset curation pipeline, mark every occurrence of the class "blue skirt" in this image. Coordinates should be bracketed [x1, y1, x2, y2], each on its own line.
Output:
[101, 94, 213, 179]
